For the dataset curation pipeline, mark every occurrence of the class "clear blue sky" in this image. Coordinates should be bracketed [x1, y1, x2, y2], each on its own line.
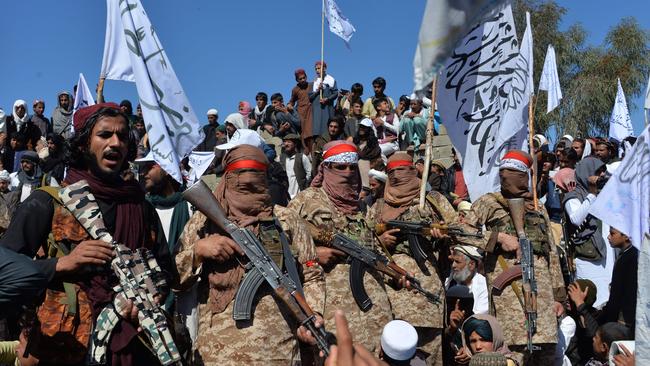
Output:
[1, 0, 647, 136]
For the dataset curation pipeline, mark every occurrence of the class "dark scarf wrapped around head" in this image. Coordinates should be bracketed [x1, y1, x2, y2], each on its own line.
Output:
[381, 153, 420, 222]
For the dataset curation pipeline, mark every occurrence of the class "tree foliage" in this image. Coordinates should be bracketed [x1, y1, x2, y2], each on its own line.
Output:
[513, 0, 649, 138]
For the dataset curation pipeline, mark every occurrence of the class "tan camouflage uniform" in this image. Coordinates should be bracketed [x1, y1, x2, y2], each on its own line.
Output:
[287, 187, 393, 353]
[366, 191, 456, 365]
[175, 205, 325, 366]
[453, 193, 567, 365]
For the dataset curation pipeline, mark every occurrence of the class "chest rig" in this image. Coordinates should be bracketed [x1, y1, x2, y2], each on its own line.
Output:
[489, 193, 550, 257]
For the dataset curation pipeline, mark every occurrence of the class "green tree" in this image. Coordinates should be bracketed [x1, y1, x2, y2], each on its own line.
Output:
[513, 0, 649, 138]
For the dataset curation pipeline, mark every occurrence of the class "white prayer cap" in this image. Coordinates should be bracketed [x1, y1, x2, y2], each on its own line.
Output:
[561, 134, 574, 143]
[368, 169, 387, 183]
[457, 201, 472, 213]
[0, 170, 9, 182]
[359, 118, 373, 128]
[533, 134, 548, 147]
[207, 108, 218, 116]
[216, 129, 265, 151]
[135, 151, 156, 164]
[381, 320, 418, 361]
[452, 245, 482, 261]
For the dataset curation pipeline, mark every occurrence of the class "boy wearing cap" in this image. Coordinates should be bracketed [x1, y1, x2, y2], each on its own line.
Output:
[437, 150, 567, 364]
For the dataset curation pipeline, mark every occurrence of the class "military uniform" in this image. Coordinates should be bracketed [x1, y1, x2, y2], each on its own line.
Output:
[366, 191, 456, 365]
[175, 205, 325, 366]
[454, 192, 567, 365]
[288, 187, 393, 353]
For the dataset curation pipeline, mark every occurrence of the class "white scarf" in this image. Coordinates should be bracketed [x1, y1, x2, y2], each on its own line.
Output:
[313, 74, 336, 92]
[12, 100, 30, 130]
[254, 105, 268, 119]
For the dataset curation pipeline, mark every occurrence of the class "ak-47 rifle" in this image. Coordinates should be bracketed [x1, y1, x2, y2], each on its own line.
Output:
[320, 232, 441, 311]
[375, 220, 483, 274]
[507, 198, 538, 353]
[182, 181, 335, 356]
[59, 181, 181, 366]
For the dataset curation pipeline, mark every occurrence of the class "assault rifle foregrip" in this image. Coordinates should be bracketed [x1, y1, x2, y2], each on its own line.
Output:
[375, 221, 483, 238]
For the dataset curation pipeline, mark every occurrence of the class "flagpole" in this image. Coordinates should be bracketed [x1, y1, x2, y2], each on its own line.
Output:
[528, 94, 539, 210]
[96, 77, 106, 104]
[320, 0, 325, 100]
[419, 75, 438, 210]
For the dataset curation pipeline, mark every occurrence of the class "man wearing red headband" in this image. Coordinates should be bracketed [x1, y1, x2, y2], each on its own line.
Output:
[175, 144, 325, 365]
[288, 140, 392, 354]
[0, 103, 173, 365]
[367, 152, 457, 365]
[437, 149, 567, 365]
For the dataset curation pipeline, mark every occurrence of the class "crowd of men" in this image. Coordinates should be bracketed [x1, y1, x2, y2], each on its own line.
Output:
[0, 61, 640, 366]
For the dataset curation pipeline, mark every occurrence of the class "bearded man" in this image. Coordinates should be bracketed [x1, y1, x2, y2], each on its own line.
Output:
[0, 103, 172, 365]
[288, 140, 392, 354]
[175, 144, 325, 365]
[438, 150, 567, 365]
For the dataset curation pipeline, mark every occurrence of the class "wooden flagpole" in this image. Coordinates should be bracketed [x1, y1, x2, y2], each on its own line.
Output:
[528, 94, 539, 210]
[419, 75, 438, 210]
[96, 77, 106, 104]
[320, 0, 325, 100]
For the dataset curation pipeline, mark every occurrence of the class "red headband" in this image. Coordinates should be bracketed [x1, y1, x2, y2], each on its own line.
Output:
[502, 150, 532, 168]
[323, 143, 357, 160]
[225, 160, 268, 173]
[386, 160, 413, 171]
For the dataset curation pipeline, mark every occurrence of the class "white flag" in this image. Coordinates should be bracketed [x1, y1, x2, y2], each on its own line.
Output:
[413, 0, 508, 91]
[324, 0, 356, 44]
[539, 44, 563, 113]
[437, 4, 527, 201]
[609, 78, 634, 142]
[72, 73, 96, 133]
[589, 124, 649, 248]
[187, 151, 215, 187]
[636, 233, 650, 365]
[100, 0, 204, 183]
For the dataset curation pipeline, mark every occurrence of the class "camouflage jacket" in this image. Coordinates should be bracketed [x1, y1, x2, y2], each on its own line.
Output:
[287, 187, 393, 353]
[365, 191, 456, 329]
[453, 192, 566, 346]
[175, 204, 325, 365]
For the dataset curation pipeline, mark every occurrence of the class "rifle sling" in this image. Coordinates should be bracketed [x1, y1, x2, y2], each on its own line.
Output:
[496, 255, 525, 310]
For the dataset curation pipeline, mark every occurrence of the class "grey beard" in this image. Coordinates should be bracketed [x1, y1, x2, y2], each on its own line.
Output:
[451, 267, 472, 284]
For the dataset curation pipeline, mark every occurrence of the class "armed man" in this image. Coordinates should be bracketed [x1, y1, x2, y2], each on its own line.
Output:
[434, 150, 567, 365]
[0, 103, 174, 365]
[288, 140, 393, 354]
[366, 152, 457, 365]
[175, 142, 327, 365]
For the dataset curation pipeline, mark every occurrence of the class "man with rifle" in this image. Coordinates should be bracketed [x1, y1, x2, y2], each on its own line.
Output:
[0, 104, 175, 365]
[434, 150, 566, 365]
[366, 152, 457, 365]
[175, 144, 327, 365]
[288, 140, 393, 354]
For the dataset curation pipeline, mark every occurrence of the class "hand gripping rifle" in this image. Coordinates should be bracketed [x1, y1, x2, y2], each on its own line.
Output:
[321, 232, 441, 311]
[182, 181, 335, 356]
[375, 220, 483, 274]
[59, 180, 181, 366]
[507, 198, 538, 353]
